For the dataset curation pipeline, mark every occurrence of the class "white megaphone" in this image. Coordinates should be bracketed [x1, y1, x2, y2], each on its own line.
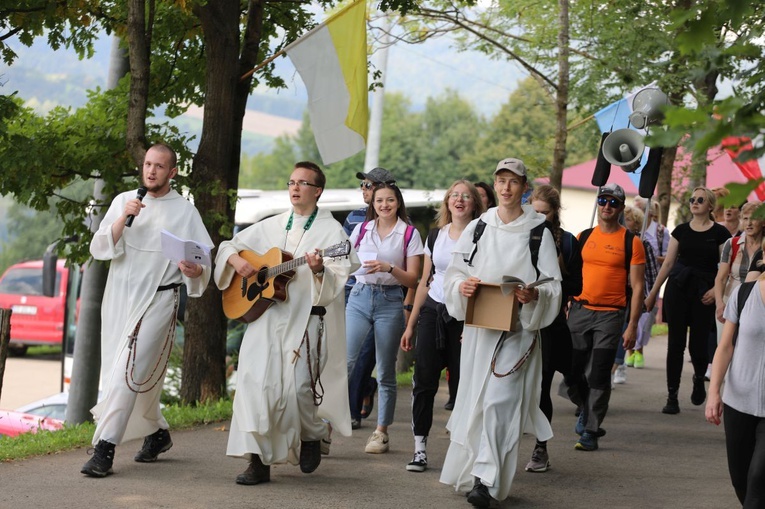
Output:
[602, 129, 645, 173]
[629, 88, 669, 129]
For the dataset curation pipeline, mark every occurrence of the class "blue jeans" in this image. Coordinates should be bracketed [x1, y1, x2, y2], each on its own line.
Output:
[345, 287, 378, 421]
[346, 283, 405, 427]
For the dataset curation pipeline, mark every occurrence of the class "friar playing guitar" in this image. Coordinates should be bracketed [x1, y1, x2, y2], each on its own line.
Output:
[222, 240, 351, 323]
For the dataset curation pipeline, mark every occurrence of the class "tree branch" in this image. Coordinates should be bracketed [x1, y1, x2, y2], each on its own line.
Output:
[397, 6, 559, 91]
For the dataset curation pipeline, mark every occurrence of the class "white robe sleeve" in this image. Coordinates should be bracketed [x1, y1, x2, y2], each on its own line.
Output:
[518, 228, 562, 331]
[214, 225, 266, 291]
[444, 220, 479, 321]
[90, 196, 127, 261]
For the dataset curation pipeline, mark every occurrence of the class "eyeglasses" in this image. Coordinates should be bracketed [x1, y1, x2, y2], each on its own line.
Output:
[287, 180, 320, 188]
[449, 192, 472, 201]
[359, 181, 376, 190]
[689, 196, 705, 205]
[597, 196, 622, 208]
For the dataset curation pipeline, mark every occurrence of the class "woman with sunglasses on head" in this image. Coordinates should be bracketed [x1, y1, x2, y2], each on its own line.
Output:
[400, 180, 484, 473]
[646, 187, 731, 414]
[346, 182, 424, 454]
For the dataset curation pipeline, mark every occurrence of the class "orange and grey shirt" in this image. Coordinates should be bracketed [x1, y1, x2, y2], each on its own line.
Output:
[575, 226, 645, 311]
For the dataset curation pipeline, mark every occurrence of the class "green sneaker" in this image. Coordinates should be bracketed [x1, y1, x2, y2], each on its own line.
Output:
[625, 352, 635, 367]
[634, 351, 645, 369]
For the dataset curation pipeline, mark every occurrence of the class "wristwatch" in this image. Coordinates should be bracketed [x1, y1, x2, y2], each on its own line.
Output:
[388, 264, 395, 273]
[313, 269, 325, 277]
[403, 304, 413, 311]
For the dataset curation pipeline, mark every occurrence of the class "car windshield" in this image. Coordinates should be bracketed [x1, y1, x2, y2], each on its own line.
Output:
[0, 268, 59, 295]
[25, 404, 67, 421]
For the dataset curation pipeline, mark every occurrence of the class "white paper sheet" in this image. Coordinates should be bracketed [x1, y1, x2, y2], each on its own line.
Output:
[160, 229, 212, 266]
[352, 251, 378, 276]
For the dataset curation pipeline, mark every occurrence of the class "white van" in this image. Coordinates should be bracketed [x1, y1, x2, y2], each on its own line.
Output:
[234, 187, 446, 232]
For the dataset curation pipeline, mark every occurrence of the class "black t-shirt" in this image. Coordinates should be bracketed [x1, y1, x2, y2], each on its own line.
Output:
[672, 222, 731, 274]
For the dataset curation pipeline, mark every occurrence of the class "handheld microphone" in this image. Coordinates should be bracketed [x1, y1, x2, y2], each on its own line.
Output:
[125, 186, 148, 227]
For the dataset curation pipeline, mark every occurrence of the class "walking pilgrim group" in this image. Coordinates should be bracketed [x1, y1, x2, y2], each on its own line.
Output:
[78, 143, 764, 509]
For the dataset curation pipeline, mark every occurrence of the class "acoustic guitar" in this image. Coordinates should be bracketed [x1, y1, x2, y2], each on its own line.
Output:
[222, 240, 351, 323]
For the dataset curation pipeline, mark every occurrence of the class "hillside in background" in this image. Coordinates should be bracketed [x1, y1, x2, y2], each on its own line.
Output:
[0, 26, 522, 248]
[2, 31, 519, 153]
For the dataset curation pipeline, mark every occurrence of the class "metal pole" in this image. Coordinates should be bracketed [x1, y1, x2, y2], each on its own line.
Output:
[364, 17, 391, 172]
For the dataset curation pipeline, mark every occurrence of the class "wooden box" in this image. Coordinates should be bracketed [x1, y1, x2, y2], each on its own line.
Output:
[465, 282, 520, 332]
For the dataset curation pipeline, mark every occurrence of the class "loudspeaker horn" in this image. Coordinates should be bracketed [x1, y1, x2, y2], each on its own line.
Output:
[629, 88, 669, 129]
[602, 129, 645, 173]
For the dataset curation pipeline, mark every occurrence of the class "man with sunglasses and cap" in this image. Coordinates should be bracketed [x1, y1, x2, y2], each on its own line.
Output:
[343, 167, 399, 431]
[565, 183, 645, 452]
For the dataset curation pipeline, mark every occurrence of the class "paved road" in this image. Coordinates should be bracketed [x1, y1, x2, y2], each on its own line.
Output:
[0, 352, 62, 409]
[0, 335, 736, 508]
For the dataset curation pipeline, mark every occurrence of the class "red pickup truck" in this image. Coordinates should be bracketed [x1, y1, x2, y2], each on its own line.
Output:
[0, 259, 71, 355]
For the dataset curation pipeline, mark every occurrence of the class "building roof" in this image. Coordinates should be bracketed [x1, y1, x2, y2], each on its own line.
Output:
[542, 146, 758, 197]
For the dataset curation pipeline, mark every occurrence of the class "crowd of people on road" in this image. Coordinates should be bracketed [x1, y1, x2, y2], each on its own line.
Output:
[79, 144, 765, 508]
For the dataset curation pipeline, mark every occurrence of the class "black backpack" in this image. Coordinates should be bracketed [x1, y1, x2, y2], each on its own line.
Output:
[732, 281, 756, 346]
[463, 219, 549, 279]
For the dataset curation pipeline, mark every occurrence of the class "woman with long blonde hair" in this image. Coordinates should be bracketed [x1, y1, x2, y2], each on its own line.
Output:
[646, 187, 731, 414]
[400, 179, 483, 472]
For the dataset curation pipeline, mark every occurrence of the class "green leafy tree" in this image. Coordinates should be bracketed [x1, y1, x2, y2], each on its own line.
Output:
[0, 203, 61, 274]
[650, 1, 765, 207]
[463, 77, 599, 181]
[1, 0, 424, 403]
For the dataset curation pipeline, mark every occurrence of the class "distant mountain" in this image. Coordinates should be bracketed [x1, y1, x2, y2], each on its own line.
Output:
[2, 30, 520, 153]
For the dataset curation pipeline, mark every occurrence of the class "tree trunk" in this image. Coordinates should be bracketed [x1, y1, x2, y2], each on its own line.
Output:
[126, 0, 151, 164]
[550, 0, 570, 193]
[656, 145, 677, 226]
[67, 38, 130, 425]
[181, 0, 263, 404]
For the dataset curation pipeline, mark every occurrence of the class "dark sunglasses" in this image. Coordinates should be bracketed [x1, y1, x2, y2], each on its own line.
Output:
[689, 196, 705, 205]
[597, 196, 622, 208]
[360, 181, 376, 190]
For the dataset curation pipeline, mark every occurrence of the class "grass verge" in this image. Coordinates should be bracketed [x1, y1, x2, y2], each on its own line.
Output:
[0, 398, 233, 463]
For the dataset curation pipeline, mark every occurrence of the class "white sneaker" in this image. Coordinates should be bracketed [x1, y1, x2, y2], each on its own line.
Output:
[365, 430, 389, 454]
[613, 364, 627, 384]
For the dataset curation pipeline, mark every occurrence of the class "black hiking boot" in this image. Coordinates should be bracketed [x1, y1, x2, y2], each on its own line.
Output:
[134, 428, 173, 462]
[236, 455, 271, 485]
[662, 388, 680, 414]
[81, 440, 115, 478]
[691, 375, 707, 406]
[467, 477, 492, 508]
[299, 440, 322, 473]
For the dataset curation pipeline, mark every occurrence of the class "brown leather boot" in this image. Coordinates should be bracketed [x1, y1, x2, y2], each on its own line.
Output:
[235, 455, 270, 485]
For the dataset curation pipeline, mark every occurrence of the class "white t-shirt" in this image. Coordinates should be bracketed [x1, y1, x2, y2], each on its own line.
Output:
[350, 217, 424, 286]
[426, 224, 457, 304]
[722, 281, 765, 417]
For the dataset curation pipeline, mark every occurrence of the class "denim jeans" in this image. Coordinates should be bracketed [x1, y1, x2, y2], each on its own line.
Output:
[346, 283, 405, 427]
[345, 287, 378, 421]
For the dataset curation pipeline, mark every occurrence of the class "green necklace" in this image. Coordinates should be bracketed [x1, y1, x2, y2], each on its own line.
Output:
[285, 207, 318, 232]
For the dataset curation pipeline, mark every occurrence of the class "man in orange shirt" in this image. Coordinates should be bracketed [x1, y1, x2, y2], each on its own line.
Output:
[566, 183, 645, 451]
